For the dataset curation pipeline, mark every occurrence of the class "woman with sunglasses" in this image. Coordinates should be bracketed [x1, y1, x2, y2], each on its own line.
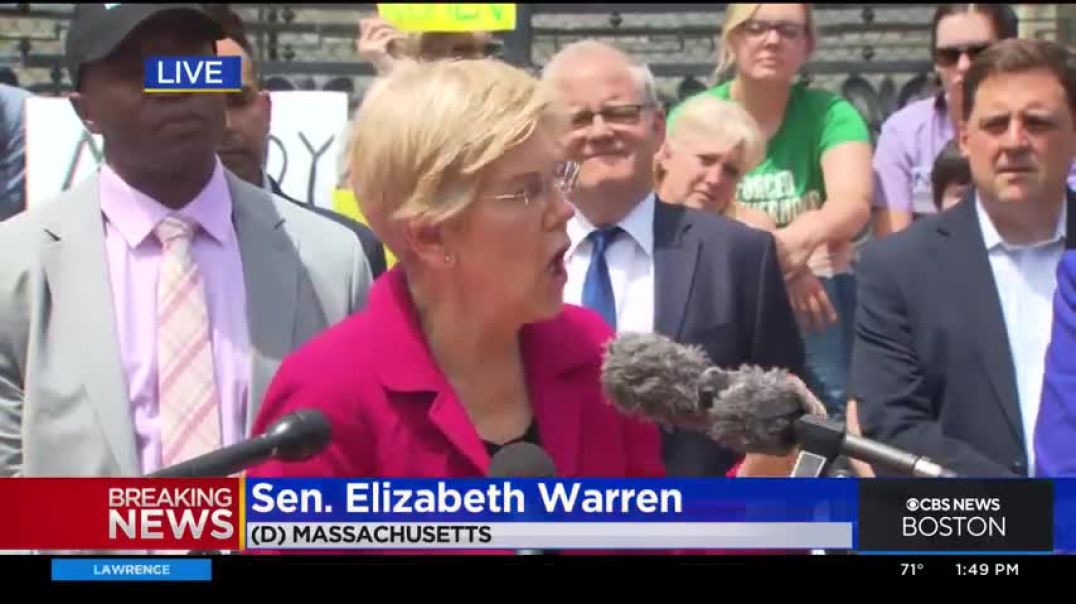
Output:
[872, 4, 1018, 236]
[670, 3, 871, 421]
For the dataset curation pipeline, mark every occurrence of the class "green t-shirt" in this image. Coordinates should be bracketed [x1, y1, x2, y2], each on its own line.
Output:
[669, 81, 870, 228]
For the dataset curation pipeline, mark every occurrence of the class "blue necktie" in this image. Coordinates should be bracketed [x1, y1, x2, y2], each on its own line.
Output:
[582, 226, 621, 330]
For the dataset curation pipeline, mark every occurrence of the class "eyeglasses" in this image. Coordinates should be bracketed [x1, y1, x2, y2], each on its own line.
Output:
[934, 43, 991, 67]
[738, 19, 807, 40]
[569, 104, 653, 131]
[483, 161, 580, 207]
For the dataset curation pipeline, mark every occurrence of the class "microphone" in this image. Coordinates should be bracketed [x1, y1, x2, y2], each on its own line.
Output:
[601, 332, 958, 478]
[487, 442, 556, 555]
[795, 413, 957, 478]
[488, 442, 557, 478]
[147, 409, 332, 478]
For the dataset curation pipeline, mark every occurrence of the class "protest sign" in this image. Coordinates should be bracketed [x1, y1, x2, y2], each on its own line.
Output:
[377, 3, 516, 32]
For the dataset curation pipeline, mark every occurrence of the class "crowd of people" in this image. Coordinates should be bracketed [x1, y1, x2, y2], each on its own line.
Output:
[1, 1, 1076, 505]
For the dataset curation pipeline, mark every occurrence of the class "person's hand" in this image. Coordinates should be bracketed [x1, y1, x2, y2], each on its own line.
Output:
[357, 16, 406, 75]
[735, 375, 827, 477]
[786, 373, 827, 417]
[736, 450, 800, 477]
[785, 269, 838, 334]
[774, 216, 822, 278]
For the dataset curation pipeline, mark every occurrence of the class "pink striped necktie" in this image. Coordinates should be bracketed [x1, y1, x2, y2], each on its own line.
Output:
[155, 215, 222, 468]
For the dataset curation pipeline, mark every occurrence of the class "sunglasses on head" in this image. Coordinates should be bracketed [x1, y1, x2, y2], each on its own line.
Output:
[934, 43, 991, 67]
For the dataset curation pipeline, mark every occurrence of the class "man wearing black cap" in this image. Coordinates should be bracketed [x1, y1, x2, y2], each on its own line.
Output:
[0, 4, 372, 478]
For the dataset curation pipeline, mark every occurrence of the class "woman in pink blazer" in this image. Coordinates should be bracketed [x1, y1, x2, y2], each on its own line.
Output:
[247, 266, 662, 478]
[247, 58, 664, 480]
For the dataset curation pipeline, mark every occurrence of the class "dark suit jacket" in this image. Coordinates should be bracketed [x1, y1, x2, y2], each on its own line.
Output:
[652, 198, 806, 476]
[269, 177, 387, 279]
[850, 190, 1076, 477]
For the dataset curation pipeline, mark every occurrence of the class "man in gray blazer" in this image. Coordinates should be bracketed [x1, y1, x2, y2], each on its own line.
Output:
[0, 4, 371, 478]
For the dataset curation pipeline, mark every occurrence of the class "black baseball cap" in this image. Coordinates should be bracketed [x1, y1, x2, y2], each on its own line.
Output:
[65, 3, 224, 88]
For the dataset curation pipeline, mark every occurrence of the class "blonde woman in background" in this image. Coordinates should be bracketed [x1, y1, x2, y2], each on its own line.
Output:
[655, 94, 774, 231]
[671, 3, 873, 420]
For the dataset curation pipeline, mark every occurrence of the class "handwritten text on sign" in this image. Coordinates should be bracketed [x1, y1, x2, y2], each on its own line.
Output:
[377, 3, 516, 32]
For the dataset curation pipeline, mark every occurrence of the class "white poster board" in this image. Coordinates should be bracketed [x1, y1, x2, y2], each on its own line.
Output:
[263, 90, 349, 209]
[24, 90, 349, 210]
[23, 97, 103, 209]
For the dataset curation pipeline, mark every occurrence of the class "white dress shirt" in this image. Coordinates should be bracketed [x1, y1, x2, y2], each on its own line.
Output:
[976, 195, 1067, 476]
[564, 193, 656, 334]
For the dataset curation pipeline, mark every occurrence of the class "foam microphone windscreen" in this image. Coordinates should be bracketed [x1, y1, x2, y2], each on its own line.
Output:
[600, 332, 713, 430]
[701, 365, 809, 456]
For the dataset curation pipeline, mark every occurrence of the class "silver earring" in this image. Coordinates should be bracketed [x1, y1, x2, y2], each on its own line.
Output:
[444, 253, 454, 265]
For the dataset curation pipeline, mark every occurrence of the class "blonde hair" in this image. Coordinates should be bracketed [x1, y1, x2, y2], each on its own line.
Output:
[655, 95, 766, 187]
[348, 59, 556, 264]
[716, 3, 817, 79]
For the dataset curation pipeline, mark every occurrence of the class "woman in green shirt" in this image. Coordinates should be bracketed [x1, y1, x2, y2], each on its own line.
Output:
[670, 3, 873, 419]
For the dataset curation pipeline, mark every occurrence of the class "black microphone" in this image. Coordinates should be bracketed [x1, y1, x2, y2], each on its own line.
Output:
[601, 332, 958, 478]
[147, 409, 332, 478]
[487, 442, 556, 555]
[488, 442, 557, 478]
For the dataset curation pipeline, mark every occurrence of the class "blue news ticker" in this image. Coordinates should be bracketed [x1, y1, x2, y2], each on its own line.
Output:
[144, 55, 241, 92]
[242, 478, 1076, 552]
[244, 478, 859, 524]
[51, 559, 212, 582]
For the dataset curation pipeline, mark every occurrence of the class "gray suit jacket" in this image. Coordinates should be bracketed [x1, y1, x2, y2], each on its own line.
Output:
[0, 169, 372, 477]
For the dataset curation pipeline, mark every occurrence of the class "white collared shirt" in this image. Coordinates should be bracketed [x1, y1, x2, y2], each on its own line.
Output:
[976, 195, 1068, 475]
[564, 193, 656, 334]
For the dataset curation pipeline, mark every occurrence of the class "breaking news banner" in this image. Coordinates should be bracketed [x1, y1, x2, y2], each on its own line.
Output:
[0, 477, 1070, 557]
[0, 478, 241, 551]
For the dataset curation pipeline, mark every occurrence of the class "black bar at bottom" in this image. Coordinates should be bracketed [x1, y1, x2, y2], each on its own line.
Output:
[12, 553, 1075, 592]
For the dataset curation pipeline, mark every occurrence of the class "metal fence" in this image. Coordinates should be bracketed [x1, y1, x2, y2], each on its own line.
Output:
[0, 3, 1056, 137]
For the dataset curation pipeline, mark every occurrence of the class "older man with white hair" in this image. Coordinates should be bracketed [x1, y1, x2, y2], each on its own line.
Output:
[542, 40, 805, 476]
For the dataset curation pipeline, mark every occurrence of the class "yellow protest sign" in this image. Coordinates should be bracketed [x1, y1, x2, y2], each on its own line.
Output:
[377, 3, 516, 32]
[332, 188, 398, 268]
